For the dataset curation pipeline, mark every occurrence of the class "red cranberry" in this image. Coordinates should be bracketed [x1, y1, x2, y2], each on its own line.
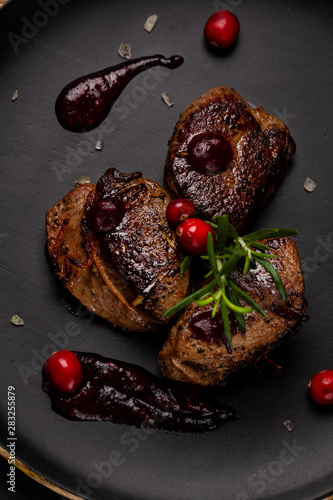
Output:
[187, 132, 233, 176]
[176, 218, 216, 255]
[85, 197, 125, 233]
[166, 199, 196, 227]
[204, 10, 240, 50]
[308, 370, 333, 405]
[44, 350, 83, 394]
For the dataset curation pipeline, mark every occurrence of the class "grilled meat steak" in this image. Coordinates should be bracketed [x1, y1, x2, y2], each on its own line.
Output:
[45, 168, 189, 332]
[164, 87, 295, 233]
[158, 237, 306, 385]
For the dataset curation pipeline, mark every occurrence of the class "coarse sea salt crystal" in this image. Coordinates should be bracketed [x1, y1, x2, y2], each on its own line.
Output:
[95, 139, 103, 151]
[304, 177, 317, 192]
[75, 175, 91, 185]
[161, 91, 174, 107]
[11, 314, 24, 326]
[11, 89, 18, 101]
[118, 43, 132, 59]
[144, 14, 158, 32]
[283, 419, 295, 432]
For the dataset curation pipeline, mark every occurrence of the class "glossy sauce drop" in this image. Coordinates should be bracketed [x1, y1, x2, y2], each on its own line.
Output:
[85, 197, 125, 233]
[187, 131, 234, 175]
[42, 352, 236, 432]
[190, 311, 240, 353]
[55, 54, 184, 133]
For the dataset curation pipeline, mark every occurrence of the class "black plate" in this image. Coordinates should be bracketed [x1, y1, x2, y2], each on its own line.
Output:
[1, 1, 333, 499]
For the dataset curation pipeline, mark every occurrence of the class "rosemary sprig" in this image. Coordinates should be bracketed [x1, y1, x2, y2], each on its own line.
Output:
[163, 215, 298, 351]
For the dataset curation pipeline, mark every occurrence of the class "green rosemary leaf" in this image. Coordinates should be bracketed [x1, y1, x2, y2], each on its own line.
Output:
[254, 256, 287, 301]
[227, 219, 240, 242]
[201, 254, 231, 260]
[243, 253, 251, 274]
[207, 232, 223, 288]
[204, 270, 213, 279]
[250, 250, 277, 259]
[221, 288, 252, 314]
[206, 221, 218, 230]
[220, 296, 233, 352]
[216, 215, 229, 254]
[221, 246, 233, 255]
[181, 254, 194, 275]
[211, 216, 220, 224]
[162, 278, 217, 318]
[227, 279, 267, 318]
[196, 294, 215, 306]
[227, 287, 246, 332]
[218, 242, 245, 277]
[242, 228, 298, 245]
[249, 241, 272, 252]
[212, 300, 219, 318]
[217, 254, 233, 260]
[212, 215, 239, 241]
[212, 289, 222, 318]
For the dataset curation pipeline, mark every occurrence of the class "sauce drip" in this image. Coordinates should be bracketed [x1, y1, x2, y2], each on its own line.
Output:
[42, 352, 236, 432]
[187, 131, 234, 175]
[55, 54, 184, 133]
[190, 311, 240, 353]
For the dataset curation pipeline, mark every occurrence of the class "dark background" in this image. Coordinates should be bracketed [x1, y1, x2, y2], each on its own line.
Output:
[0, 458, 62, 499]
[0, 0, 333, 499]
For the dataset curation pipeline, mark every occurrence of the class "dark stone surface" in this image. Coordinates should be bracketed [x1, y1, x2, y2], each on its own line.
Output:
[0, 1, 332, 499]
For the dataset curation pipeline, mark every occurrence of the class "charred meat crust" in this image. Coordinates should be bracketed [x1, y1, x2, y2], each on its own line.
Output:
[164, 87, 296, 233]
[92, 168, 188, 321]
[45, 169, 189, 332]
[158, 237, 306, 385]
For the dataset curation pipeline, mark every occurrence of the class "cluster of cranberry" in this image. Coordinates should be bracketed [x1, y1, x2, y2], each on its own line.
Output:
[166, 199, 215, 255]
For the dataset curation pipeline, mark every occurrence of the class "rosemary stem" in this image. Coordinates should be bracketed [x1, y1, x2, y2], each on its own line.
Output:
[162, 215, 297, 328]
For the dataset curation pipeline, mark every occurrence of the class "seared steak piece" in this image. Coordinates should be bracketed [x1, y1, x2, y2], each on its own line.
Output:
[45, 168, 189, 332]
[164, 87, 295, 233]
[158, 237, 306, 385]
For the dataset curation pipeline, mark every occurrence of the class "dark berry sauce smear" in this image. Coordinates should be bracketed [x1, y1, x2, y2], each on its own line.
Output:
[187, 131, 234, 175]
[42, 352, 236, 432]
[190, 311, 240, 354]
[55, 54, 184, 133]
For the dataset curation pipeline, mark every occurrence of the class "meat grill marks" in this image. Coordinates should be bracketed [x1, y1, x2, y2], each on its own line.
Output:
[158, 237, 306, 386]
[46, 87, 305, 389]
[164, 87, 296, 233]
[45, 169, 189, 332]
[90, 168, 189, 320]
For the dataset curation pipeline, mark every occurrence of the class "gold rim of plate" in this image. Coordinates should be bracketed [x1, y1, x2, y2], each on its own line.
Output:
[0, 446, 84, 500]
[1, 445, 333, 500]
